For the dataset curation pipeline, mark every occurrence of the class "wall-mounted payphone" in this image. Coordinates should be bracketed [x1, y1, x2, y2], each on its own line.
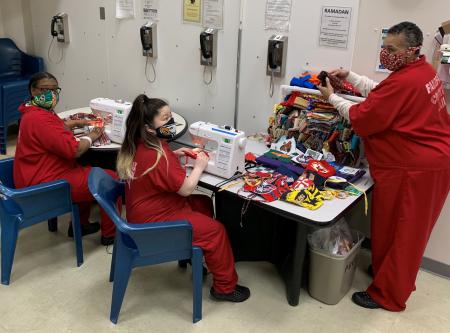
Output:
[267, 35, 288, 77]
[140, 22, 157, 58]
[140, 22, 157, 83]
[266, 35, 288, 97]
[200, 28, 218, 67]
[51, 13, 70, 43]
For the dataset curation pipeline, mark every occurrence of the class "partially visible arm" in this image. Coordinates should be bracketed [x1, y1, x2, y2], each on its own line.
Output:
[329, 94, 356, 122]
[64, 119, 90, 130]
[177, 153, 209, 197]
[74, 127, 104, 158]
[346, 72, 379, 97]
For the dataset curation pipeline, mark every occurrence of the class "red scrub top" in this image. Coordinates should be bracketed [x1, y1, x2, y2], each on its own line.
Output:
[125, 140, 187, 223]
[13, 103, 89, 189]
[349, 56, 450, 170]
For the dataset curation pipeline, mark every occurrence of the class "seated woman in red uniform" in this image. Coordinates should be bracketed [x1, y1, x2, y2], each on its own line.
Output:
[117, 94, 250, 302]
[14, 72, 116, 245]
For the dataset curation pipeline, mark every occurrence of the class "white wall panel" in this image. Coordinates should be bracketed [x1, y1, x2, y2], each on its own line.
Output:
[236, 0, 360, 135]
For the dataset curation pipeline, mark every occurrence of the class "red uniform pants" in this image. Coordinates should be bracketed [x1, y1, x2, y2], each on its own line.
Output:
[159, 194, 238, 294]
[67, 168, 118, 238]
[367, 167, 450, 311]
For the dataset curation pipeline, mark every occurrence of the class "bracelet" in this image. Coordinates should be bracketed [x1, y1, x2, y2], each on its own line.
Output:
[80, 136, 93, 147]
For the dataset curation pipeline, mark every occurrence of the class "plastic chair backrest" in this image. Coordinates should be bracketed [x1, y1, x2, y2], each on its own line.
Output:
[0, 158, 15, 188]
[88, 168, 193, 257]
[0, 39, 24, 80]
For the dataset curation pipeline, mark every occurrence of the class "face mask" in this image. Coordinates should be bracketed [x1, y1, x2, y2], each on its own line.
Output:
[379, 47, 420, 72]
[32, 90, 59, 110]
[155, 117, 176, 139]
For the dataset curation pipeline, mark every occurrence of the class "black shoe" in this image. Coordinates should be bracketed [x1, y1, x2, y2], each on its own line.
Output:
[368, 265, 374, 278]
[101, 236, 115, 246]
[210, 285, 251, 302]
[178, 259, 208, 276]
[352, 292, 380, 309]
[68, 222, 100, 238]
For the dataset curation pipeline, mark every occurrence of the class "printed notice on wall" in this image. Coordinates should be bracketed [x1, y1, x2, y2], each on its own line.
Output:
[183, 0, 202, 24]
[319, 6, 352, 49]
[265, 0, 292, 32]
[116, 0, 135, 19]
[375, 28, 391, 73]
[142, 0, 159, 21]
[203, 0, 224, 29]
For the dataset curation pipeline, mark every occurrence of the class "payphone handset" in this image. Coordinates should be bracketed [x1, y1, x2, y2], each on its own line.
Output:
[268, 41, 283, 71]
[50, 13, 69, 43]
[200, 28, 218, 67]
[266, 35, 288, 77]
[140, 22, 157, 58]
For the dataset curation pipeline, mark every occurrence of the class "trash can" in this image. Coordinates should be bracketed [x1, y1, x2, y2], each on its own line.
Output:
[308, 230, 364, 305]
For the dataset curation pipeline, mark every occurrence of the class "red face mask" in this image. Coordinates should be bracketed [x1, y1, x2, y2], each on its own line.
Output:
[379, 47, 420, 72]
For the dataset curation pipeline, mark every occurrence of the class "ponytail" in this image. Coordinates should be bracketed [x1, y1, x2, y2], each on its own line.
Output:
[117, 94, 168, 180]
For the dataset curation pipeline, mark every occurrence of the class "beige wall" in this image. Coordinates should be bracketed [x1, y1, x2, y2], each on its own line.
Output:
[0, 0, 33, 52]
[0, 4, 4, 36]
[353, 0, 450, 266]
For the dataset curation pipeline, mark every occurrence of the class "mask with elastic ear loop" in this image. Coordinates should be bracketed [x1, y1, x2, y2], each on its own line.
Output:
[31, 90, 59, 110]
[155, 117, 176, 139]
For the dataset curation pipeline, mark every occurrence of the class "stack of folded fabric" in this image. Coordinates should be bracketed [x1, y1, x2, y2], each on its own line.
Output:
[268, 90, 360, 166]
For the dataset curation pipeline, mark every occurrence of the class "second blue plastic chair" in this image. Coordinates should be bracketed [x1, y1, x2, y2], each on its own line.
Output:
[88, 167, 203, 324]
[0, 157, 83, 285]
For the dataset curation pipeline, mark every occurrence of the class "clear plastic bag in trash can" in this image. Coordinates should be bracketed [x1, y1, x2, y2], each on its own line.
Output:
[308, 219, 358, 256]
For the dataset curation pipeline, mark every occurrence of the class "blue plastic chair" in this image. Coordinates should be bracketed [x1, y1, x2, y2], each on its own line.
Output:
[0, 38, 44, 154]
[0, 158, 83, 285]
[88, 167, 203, 324]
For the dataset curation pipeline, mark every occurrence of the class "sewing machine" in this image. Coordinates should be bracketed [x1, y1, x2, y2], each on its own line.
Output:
[89, 98, 132, 143]
[189, 121, 247, 179]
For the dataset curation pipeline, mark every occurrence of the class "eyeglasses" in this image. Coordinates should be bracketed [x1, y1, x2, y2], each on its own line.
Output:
[35, 87, 62, 94]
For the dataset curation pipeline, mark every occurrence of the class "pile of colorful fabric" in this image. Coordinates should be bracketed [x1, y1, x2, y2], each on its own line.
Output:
[268, 91, 360, 167]
[231, 152, 367, 212]
[65, 112, 111, 147]
[290, 71, 361, 96]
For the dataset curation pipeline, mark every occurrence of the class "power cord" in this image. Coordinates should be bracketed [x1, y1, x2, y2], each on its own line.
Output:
[269, 69, 275, 97]
[47, 37, 64, 64]
[203, 66, 213, 85]
[145, 56, 157, 83]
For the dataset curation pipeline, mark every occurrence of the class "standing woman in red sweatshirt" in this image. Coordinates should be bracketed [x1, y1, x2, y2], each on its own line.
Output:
[318, 22, 450, 311]
[117, 94, 250, 302]
[14, 72, 116, 245]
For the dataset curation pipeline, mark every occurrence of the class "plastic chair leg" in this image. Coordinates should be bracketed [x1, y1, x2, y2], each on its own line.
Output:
[48, 217, 58, 232]
[109, 235, 117, 283]
[71, 204, 84, 267]
[1, 221, 19, 285]
[191, 246, 203, 323]
[110, 241, 133, 324]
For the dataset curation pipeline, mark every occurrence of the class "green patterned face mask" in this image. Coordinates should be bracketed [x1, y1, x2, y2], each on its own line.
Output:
[32, 90, 59, 110]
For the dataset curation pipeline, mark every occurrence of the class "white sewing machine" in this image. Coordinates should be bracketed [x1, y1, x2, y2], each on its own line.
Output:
[189, 121, 247, 179]
[89, 98, 132, 143]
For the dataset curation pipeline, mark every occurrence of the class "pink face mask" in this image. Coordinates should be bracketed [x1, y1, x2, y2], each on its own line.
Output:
[379, 47, 420, 72]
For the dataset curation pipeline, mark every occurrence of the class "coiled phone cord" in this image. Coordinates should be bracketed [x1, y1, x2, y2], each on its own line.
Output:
[203, 66, 213, 85]
[47, 37, 64, 64]
[145, 56, 157, 83]
[269, 69, 275, 97]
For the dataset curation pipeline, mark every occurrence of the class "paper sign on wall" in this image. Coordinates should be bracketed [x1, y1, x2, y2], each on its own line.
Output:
[183, 0, 202, 24]
[319, 6, 352, 49]
[142, 0, 159, 21]
[203, 0, 224, 29]
[375, 28, 391, 73]
[265, 0, 292, 32]
[116, 0, 135, 19]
